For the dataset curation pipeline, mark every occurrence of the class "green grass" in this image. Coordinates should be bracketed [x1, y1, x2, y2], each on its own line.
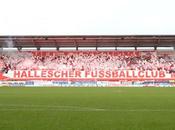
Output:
[0, 87, 175, 130]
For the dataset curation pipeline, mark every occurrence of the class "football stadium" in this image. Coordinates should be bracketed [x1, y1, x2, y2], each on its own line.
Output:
[1, 35, 175, 130]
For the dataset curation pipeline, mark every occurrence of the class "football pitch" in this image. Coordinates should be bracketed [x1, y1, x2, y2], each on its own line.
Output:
[0, 87, 175, 130]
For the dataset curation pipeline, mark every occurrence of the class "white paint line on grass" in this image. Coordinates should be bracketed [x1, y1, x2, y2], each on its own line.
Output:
[1, 108, 175, 112]
[0, 104, 175, 112]
[0, 104, 105, 111]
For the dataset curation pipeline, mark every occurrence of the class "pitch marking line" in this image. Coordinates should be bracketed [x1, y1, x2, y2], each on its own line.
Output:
[0, 104, 175, 112]
[0, 104, 105, 111]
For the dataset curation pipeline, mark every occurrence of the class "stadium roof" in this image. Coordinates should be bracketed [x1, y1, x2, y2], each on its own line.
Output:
[0, 35, 175, 48]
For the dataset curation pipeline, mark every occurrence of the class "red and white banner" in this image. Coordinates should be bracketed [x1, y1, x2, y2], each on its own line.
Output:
[0, 51, 175, 81]
[1, 69, 174, 81]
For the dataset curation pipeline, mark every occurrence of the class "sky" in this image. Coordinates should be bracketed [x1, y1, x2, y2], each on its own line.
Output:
[0, 0, 175, 35]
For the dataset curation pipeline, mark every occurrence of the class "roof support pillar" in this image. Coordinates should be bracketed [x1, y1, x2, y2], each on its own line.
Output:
[154, 46, 157, 50]
[37, 47, 40, 51]
[18, 47, 22, 51]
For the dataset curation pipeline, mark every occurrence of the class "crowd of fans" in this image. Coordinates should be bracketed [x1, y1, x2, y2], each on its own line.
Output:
[0, 51, 175, 74]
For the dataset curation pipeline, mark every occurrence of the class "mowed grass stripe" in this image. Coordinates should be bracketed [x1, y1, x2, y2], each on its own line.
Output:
[0, 87, 175, 130]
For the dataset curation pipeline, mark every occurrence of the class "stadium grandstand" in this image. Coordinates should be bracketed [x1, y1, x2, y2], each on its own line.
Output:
[0, 35, 175, 87]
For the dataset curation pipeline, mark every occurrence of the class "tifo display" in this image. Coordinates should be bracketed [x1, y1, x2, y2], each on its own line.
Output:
[0, 51, 175, 86]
